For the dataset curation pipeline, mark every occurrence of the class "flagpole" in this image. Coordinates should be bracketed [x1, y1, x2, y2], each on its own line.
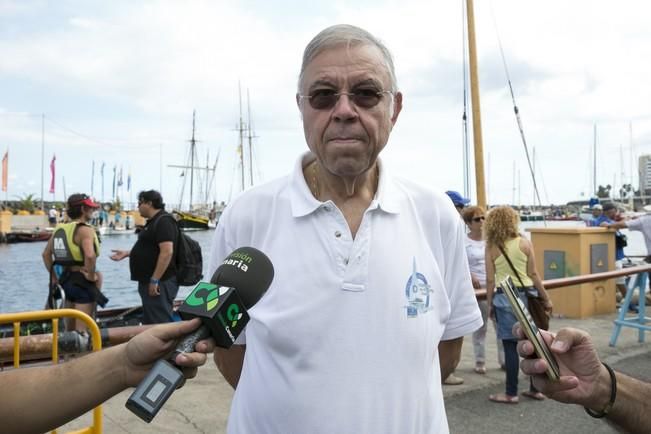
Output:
[41, 114, 45, 209]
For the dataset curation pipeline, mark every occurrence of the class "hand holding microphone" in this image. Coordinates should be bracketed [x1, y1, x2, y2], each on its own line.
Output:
[126, 247, 274, 422]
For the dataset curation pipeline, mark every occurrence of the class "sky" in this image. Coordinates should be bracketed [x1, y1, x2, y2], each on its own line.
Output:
[1, 0, 651, 209]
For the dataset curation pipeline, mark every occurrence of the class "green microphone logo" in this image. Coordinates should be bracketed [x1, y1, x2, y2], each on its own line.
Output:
[185, 283, 229, 312]
[227, 304, 243, 327]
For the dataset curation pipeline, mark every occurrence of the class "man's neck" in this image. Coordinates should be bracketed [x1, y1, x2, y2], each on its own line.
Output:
[305, 160, 379, 238]
[307, 161, 378, 206]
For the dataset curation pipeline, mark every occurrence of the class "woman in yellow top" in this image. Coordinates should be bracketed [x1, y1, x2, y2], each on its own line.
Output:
[485, 206, 553, 404]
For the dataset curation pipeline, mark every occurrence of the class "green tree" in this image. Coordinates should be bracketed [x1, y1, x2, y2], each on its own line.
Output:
[14, 193, 41, 213]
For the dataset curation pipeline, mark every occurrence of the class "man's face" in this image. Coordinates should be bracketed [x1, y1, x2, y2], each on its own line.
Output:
[592, 209, 602, 217]
[605, 208, 617, 219]
[297, 44, 402, 178]
[138, 199, 153, 218]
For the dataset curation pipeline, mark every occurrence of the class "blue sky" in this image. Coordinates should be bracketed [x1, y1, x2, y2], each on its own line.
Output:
[1, 0, 651, 208]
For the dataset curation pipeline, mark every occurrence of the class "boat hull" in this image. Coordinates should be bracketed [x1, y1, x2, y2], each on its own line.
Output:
[174, 211, 210, 230]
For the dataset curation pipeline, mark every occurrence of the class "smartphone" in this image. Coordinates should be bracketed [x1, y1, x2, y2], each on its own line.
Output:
[498, 276, 560, 381]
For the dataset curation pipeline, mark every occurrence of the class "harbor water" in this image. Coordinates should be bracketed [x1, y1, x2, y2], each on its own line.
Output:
[0, 230, 216, 314]
[0, 221, 647, 314]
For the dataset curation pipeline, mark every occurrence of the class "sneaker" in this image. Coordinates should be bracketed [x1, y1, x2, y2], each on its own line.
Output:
[629, 304, 639, 313]
[443, 374, 464, 385]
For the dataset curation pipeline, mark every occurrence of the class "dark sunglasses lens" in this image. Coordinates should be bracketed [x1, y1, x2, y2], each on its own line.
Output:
[352, 89, 381, 108]
[308, 89, 383, 110]
[309, 89, 338, 110]
[473, 217, 485, 222]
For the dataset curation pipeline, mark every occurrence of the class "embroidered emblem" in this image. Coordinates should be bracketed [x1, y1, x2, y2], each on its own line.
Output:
[404, 257, 433, 317]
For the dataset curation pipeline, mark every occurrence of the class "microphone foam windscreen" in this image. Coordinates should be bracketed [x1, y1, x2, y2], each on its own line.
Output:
[210, 246, 274, 308]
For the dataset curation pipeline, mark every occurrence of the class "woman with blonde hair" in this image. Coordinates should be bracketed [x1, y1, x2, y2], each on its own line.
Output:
[485, 206, 553, 403]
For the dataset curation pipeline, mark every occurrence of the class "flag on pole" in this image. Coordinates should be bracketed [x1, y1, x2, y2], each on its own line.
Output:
[117, 166, 123, 187]
[49, 154, 56, 194]
[112, 165, 116, 198]
[101, 162, 105, 201]
[127, 170, 131, 192]
[91, 160, 95, 197]
[1, 151, 7, 192]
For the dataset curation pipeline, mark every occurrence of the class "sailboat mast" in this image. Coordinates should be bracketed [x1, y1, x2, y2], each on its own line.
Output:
[466, 0, 487, 208]
[190, 110, 196, 210]
[247, 89, 254, 187]
[593, 123, 597, 195]
[238, 82, 245, 192]
[532, 147, 536, 207]
[205, 150, 210, 205]
[41, 113, 45, 208]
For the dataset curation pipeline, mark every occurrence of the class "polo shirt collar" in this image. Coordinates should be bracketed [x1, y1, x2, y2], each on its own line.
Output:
[289, 152, 401, 217]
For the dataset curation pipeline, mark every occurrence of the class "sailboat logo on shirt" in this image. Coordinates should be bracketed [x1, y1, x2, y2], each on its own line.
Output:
[404, 257, 433, 317]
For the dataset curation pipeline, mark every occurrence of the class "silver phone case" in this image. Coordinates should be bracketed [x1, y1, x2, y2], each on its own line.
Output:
[499, 276, 560, 381]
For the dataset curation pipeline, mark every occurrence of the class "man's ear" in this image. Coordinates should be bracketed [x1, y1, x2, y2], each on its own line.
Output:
[296, 93, 304, 121]
[390, 92, 403, 125]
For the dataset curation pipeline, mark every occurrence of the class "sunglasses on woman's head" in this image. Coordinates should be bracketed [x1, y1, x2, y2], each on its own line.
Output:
[299, 88, 392, 110]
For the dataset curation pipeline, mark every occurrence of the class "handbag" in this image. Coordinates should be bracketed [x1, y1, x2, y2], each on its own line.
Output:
[497, 244, 550, 330]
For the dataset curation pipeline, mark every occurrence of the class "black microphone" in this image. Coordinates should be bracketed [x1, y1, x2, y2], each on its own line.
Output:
[126, 247, 274, 422]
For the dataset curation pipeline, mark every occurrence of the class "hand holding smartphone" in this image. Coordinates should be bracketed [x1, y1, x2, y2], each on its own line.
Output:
[499, 276, 560, 381]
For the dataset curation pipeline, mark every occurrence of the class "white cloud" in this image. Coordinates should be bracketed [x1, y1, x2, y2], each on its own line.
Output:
[1, 0, 651, 206]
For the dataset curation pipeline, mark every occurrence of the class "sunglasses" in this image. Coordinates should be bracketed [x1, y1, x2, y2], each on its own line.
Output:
[299, 88, 392, 110]
[472, 216, 485, 222]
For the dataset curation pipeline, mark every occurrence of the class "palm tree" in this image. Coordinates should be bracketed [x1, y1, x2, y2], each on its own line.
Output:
[14, 193, 41, 213]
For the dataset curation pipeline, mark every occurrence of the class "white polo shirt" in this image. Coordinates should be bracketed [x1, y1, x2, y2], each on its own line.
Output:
[209, 153, 482, 434]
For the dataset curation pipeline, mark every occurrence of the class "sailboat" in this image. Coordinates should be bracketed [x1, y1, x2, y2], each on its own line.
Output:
[169, 111, 219, 231]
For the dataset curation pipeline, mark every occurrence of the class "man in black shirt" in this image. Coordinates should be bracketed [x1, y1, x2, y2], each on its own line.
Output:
[110, 190, 179, 323]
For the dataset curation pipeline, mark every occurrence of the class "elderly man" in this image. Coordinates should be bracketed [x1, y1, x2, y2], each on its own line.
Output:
[209, 25, 482, 433]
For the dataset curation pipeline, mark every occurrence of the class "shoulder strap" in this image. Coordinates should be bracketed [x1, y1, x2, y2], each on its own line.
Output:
[151, 212, 179, 235]
[498, 243, 527, 288]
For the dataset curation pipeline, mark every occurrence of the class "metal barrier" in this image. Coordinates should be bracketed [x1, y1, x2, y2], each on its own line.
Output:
[610, 271, 651, 346]
[0, 309, 103, 434]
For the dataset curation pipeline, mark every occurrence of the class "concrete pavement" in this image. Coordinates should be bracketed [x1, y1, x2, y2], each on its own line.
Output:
[59, 310, 650, 433]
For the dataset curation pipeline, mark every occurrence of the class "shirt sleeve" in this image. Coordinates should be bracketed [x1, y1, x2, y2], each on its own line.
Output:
[440, 209, 483, 341]
[626, 218, 642, 232]
[155, 216, 177, 244]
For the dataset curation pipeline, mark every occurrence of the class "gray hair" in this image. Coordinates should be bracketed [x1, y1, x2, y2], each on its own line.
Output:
[297, 24, 398, 93]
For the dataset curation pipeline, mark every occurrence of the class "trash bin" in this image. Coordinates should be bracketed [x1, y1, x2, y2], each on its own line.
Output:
[527, 227, 616, 318]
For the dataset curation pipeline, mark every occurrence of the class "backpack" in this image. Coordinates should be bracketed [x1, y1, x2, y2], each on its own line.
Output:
[155, 214, 204, 286]
[615, 232, 628, 250]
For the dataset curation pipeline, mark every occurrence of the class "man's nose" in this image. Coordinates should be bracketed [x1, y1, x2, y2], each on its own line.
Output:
[332, 93, 358, 121]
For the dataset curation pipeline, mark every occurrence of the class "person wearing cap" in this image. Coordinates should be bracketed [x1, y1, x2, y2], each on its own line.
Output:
[588, 204, 605, 226]
[42, 193, 104, 331]
[446, 190, 471, 214]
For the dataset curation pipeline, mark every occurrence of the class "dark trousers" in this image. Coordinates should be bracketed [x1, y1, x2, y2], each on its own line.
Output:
[137, 277, 179, 324]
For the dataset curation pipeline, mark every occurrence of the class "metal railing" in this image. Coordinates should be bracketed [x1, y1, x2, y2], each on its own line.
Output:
[0, 309, 103, 434]
[474, 263, 651, 300]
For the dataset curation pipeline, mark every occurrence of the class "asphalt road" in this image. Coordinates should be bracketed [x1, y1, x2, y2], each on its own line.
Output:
[446, 351, 651, 434]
